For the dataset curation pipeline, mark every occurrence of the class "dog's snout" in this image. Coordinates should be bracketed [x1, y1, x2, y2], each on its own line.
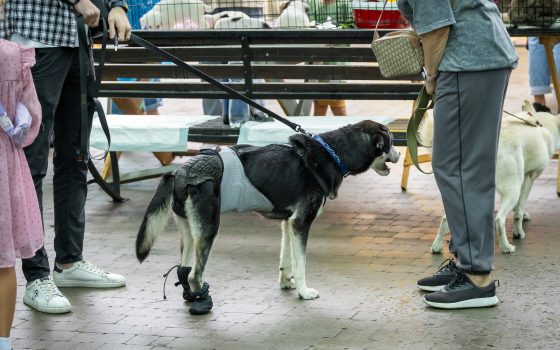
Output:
[387, 146, 400, 163]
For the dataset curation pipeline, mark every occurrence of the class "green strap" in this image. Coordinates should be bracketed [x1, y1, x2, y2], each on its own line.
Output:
[406, 86, 434, 174]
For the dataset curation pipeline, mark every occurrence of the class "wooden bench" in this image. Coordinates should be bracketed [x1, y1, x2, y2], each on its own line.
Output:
[90, 29, 425, 200]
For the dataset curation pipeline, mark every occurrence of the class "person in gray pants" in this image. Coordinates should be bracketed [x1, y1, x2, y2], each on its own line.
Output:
[397, 0, 519, 309]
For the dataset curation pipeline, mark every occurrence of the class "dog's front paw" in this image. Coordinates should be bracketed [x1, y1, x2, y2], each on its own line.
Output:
[512, 227, 526, 240]
[430, 242, 443, 254]
[501, 243, 516, 254]
[279, 276, 296, 290]
[298, 288, 320, 300]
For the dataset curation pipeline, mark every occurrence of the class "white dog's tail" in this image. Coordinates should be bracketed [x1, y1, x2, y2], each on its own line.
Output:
[136, 173, 175, 262]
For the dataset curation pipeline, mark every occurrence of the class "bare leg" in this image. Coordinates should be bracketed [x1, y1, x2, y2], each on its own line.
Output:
[331, 101, 347, 116]
[0, 267, 16, 338]
[148, 108, 176, 165]
[533, 94, 546, 106]
[313, 100, 328, 116]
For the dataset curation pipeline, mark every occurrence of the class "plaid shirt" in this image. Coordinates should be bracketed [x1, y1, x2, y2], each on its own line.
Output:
[0, 0, 127, 47]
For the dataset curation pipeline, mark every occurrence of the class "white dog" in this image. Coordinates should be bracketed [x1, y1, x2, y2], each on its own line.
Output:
[272, 0, 310, 28]
[423, 101, 560, 254]
[211, 11, 270, 29]
[139, 0, 207, 30]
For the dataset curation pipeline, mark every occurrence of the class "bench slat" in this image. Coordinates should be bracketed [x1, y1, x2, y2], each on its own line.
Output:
[116, 29, 380, 46]
[98, 63, 422, 81]
[94, 45, 377, 63]
[99, 82, 422, 100]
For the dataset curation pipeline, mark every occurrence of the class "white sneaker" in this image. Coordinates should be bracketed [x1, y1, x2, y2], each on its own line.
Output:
[53, 260, 126, 288]
[23, 278, 72, 314]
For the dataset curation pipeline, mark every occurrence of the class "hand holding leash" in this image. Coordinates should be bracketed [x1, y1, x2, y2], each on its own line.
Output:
[74, 0, 101, 27]
[108, 7, 131, 42]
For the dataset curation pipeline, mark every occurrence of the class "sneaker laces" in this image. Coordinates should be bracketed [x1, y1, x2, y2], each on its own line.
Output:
[445, 271, 470, 291]
[37, 278, 64, 299]
[79, 260, 108, 276]
[435, 258, 457, 274]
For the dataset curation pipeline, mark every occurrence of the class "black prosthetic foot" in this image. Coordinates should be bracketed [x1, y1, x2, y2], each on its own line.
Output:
[187, 282, 213, 315]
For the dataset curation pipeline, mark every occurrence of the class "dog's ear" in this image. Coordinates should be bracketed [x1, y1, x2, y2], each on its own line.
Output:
[374, 134, 384, 150]
[278, 0, 290, 12]
[522, 100, 537, 114]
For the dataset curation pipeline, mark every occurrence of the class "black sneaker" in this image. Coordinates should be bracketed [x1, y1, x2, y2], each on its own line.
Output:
[423, 271, 499, 309]
[417, 259, 459, 292]
[533, 102, 551, 113]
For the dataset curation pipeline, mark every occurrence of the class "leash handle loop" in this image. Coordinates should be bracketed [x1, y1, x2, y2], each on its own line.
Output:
[406, 85, 433, 174]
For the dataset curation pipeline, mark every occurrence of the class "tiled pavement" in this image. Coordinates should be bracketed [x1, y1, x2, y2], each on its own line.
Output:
[10, 47, 560, 349]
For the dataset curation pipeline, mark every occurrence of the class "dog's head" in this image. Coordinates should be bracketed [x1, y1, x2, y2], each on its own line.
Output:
[276, 0, 310, 28]
[522, 99, 560, 151]
[358, 120, 400, 176]
[289, 120, 399, 199]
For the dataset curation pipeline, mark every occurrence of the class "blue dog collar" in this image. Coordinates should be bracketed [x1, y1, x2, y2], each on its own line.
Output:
[312, 135, 349, 177]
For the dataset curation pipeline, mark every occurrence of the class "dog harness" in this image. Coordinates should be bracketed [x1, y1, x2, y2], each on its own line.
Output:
[219, 147, 274, 213]
[172, 147, 273, 217]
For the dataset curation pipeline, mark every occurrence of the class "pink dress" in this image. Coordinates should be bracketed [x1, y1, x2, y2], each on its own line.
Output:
[0, 39, 44, 268]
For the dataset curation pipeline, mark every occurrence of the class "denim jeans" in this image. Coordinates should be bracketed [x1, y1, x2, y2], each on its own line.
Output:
[222, 95, 249, 127]
[213, 6, 266, 126]
[528, 36, 560, 96]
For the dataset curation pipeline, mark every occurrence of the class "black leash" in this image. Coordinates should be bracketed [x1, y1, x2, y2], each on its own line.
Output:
[77, 15, 126, 202]
[128, 33, 313, 137]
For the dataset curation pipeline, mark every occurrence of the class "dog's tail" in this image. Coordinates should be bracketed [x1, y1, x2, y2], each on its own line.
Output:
[136, 173, 175, 263]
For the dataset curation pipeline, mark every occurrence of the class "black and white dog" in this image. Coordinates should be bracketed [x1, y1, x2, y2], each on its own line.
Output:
[136, 120, 400, 314]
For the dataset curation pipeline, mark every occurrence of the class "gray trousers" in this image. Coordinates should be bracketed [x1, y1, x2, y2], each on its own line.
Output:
[432, 68, 511, 274]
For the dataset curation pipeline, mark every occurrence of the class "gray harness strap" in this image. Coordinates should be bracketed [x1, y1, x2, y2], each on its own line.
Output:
[219, 147, 274, 214]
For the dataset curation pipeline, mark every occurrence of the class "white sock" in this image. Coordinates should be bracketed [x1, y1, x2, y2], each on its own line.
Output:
[0, 337, 12, 350]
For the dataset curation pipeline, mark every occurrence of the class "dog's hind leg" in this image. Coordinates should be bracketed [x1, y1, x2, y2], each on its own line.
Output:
[512, 171, 541, 240]
[175, 215, 194, 267]
[279, 220, 296, 290]
[431, 215, 449, 254]
[185, 181, 220, 314]
[496, 185, 522, 254]
[175, 214, 196, 300]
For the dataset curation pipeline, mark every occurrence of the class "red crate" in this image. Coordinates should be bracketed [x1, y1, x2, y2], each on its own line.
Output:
[352, 0, 409, 29]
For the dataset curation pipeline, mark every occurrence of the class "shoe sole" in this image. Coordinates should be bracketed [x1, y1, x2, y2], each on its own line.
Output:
[423, 296, 499, 309]
[416, 284, 446, 292]
[54, 280, 126, 288]
[23, 295, 71, 314]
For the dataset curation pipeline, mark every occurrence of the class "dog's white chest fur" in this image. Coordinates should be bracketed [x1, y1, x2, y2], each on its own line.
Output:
[219, 147, 274, 213]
